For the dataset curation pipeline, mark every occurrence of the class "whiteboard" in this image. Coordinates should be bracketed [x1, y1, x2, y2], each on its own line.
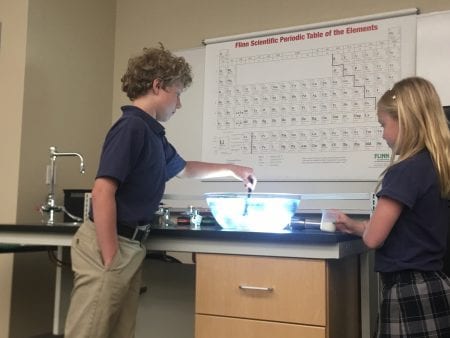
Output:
[417, 10, 450, 106]
[201, 15, 416, 181]
[170, 48, 205, 161]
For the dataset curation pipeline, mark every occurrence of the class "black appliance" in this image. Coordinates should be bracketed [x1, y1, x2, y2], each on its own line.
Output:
[63, 189, 91, 222]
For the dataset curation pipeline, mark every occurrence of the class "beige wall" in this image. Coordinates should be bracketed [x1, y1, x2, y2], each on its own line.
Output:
[112, 0, 450, 116]
[17, 0, 116, 224]
[0, 1, 27, 222]
[0, 1, 28, 337]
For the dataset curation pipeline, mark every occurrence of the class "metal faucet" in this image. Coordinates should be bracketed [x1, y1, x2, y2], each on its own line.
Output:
[155, 205, 171, 227]
[41, 146, 85, 224]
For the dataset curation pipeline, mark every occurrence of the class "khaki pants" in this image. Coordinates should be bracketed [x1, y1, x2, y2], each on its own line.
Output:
[65, 221, 146, 338]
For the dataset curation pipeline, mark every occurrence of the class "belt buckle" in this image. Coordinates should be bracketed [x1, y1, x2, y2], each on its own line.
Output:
[132, 224, 151, 243]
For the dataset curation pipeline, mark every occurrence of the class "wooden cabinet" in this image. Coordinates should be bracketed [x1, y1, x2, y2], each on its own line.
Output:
[196, 315, 325, 338]
[195, 254, 360, 338]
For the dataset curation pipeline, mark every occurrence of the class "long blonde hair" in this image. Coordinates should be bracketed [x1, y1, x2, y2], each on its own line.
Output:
[377, 77, 450, 198]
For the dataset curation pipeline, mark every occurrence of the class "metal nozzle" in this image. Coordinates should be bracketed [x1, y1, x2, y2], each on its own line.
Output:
[50, 146, 85, 174]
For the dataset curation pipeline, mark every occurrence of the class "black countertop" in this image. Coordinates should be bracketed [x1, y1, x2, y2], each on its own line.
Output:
[0, 222, 360, 244]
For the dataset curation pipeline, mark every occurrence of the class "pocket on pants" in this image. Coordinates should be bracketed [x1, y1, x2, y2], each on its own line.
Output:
[104, 248, 122, 272]
[106, 238, 146, 274]
[71, 227, 105, 272]
[101, 240, 146, 296]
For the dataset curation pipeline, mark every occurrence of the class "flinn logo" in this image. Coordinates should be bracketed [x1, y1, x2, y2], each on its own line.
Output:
[374, 153, 390, 161]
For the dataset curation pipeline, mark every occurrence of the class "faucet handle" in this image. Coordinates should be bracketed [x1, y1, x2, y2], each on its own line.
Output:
[190, 209, 202, 227]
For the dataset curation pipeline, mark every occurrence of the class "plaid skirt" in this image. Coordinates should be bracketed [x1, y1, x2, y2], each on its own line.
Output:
[376, 270, 450, 338]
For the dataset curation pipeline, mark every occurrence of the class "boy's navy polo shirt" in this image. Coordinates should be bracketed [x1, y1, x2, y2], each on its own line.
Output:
[94, 105, 186, 224]
[375, 150, 449, 272]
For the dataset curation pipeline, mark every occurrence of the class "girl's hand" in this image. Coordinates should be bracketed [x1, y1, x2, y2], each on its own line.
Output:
[334, 210, 365, 237]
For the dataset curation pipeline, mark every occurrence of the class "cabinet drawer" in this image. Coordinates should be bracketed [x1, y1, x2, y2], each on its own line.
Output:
[196, 254, 326, 325]
[195, 314, 326, 338]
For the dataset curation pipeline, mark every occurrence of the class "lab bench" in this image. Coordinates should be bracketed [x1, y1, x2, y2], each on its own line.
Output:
[0, 221, 375, 338]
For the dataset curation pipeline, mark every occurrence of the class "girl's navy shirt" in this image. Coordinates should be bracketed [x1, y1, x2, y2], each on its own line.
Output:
[95, 105, 186, 223]
[375, 149, 449, 272]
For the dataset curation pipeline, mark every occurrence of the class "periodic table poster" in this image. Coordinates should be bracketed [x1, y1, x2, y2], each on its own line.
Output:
[201, 15, 416, 180]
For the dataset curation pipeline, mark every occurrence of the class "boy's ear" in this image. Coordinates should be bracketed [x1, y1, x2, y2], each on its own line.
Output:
[151, 79, 162, 93]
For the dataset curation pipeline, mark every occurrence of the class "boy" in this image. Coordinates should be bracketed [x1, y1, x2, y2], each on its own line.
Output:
[65, 44, 256, 338]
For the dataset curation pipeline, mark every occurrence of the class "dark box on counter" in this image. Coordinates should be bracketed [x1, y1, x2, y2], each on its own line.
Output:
[63, 189, 91, 222]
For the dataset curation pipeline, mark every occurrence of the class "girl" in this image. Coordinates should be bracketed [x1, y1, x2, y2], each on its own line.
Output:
[335, 77, 450, 337]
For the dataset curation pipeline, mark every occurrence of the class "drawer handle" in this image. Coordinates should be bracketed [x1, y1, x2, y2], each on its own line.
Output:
[239, 285, 274, 292]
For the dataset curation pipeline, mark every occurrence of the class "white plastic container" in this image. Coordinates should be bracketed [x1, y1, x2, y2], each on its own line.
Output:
[320, 209, 337, 232]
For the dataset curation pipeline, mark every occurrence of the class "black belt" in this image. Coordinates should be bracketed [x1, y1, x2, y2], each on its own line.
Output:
[117, 222, 151, 243]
